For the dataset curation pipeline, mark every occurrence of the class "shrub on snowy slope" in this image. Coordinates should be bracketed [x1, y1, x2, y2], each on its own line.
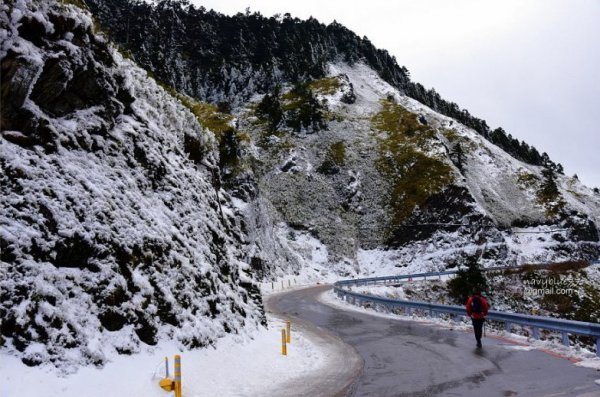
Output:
[0, 0, 264, 371]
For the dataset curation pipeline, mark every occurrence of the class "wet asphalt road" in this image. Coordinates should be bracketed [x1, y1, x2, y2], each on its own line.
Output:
[267, 286, 600, 397]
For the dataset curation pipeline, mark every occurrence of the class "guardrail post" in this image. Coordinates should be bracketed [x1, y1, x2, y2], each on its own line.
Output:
[452, 314, 460, 323]
[505, 322, 511, 333]
[532, 327, 540, 340]
[596, 338, 600, 358]
[562, 332, 570, 347]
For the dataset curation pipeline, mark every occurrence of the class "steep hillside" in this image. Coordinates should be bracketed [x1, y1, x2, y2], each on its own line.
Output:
[0, 0, 263, 371]
[81, 0, 599, 270]
[87, 0, 559, 170]
[232, 63, 600, 272]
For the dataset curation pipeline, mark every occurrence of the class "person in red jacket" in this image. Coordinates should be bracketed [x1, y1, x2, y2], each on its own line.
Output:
[466, 289, 489, 348]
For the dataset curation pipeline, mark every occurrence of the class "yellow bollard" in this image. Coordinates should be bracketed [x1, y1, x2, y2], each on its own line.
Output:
[286, 320, 291, 344]
[159, 378, 175, 392]
[281, 329, 287, 356]
[174, 355, 182, 397]
[159, 356, 174, 392]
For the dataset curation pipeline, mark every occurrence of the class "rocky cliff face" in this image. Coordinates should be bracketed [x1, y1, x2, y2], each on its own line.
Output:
[0, 0, 263, 371]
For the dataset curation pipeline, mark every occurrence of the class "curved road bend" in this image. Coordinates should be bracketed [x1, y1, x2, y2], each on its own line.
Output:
[267, 285, 600, 397]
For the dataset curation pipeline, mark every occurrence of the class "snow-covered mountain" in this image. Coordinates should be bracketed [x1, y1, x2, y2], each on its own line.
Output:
[82, 0, 599, 272]
[1, 0, 599, 372]
[1, 0, 263, 371]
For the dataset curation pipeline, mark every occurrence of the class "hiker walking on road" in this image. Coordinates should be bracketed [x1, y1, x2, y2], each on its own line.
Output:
[466, 290, 489, 348]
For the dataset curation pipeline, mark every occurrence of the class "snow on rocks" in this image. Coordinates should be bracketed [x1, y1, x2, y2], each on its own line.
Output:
[1, 0, 263, 371]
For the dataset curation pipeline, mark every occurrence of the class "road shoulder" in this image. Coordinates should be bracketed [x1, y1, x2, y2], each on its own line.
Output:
[265, 286, 364, 397]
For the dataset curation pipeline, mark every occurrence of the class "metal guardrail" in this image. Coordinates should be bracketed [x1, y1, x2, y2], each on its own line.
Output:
[334, 265, 524, 288]
[333, 269, 600, 357]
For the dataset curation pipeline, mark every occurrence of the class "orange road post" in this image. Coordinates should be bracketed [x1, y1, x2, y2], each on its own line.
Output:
[174, 354, 182, 397]
[286, 320, 291, 343]
[281, 329, 287, 355]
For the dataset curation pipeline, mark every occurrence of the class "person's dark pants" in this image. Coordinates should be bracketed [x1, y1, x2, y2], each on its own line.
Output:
[472, 318, 484, 343]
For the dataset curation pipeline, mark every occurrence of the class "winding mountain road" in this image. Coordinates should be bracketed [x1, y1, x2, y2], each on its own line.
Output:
[267, 286, 600, 397]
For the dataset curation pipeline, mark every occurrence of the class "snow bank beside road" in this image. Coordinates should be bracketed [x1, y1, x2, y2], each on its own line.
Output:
[0, 317, 326, 397]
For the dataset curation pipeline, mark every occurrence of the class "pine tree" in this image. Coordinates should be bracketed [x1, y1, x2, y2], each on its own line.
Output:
[447, 257, 488, 304]
[256, 93, 283, 132]
[453, 142, 465, 171]
[540, 167, 559, 198]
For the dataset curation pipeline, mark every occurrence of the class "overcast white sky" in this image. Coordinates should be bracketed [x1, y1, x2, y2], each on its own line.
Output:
[193, 0, 599, 187]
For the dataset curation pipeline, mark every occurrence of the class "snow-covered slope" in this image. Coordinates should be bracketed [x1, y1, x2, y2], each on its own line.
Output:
[1, 0, 599, 375]
[1, 0, 263, 371]
[330, 62, 600, 228]
[232, 62, 600, 274]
